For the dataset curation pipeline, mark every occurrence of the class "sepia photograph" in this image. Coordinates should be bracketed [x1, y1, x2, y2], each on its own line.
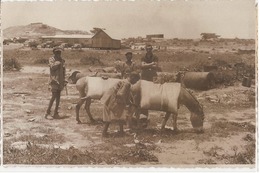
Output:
[1, 0, 257, 170]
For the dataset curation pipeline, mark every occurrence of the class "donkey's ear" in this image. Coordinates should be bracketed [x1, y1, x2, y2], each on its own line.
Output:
[70, 70, 80, 77]
[74, 70, 80, 74]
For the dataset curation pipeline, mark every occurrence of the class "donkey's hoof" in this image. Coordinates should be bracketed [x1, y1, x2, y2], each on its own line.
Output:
[102, 132, 109, 138]
[173, 128, 180, 133]
[195, 129, 204, 134]
[90, 119, 97, 124]
[160, 128, 170, 134]
[117, 131, 125, 137]
[77, 120, 82, 124]
[161, 127, 166, 132]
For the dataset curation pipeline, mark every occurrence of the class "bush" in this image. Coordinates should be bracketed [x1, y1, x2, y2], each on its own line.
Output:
[193, 42, 199, 46]
[28, 41, 39, 48]
[34, 58, 49, 64]
[80, 56, 104, 66]
[3, 57, 22, 71]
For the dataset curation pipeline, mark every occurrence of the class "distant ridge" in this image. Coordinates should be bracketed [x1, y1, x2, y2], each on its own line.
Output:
[3, 23, 90, 39]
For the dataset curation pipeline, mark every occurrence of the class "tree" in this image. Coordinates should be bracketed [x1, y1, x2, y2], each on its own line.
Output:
[200, 33, 220, 40]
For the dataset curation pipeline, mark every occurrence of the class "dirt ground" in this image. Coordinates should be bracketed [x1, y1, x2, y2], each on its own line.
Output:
[2, 42, 256, 166]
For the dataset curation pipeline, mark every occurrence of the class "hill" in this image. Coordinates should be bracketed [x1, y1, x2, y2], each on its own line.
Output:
[3, 23, 90, 39]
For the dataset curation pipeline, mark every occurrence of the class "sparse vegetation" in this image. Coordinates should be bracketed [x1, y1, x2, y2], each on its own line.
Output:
[3, 57, 22, 71]
[210, 121, 255, 138]
[4, 143, 97, 164]
[34, 57, 49, 64]
[230, 142, 255, 164]
[80, 56, 104, 66]
[203, 145, 223, 157]
[4, 133, 158, 165]
[3, 38, 256, 165]
[198, 142, 255, 164]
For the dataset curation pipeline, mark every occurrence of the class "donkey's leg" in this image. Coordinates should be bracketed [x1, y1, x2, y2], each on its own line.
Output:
[172, 113, 179, 132]
[102, 122, 110, 137]
[119, 122, 124, 134]
[118, 119, 125, 136]
[161, 112, 171, 130]
[84, 98, 96, 123]
[76, 99, 85, 124]
[135, 109, 141, 129]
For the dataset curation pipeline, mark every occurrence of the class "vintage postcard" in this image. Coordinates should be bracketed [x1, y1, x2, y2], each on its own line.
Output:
[0, 0, 258, 172]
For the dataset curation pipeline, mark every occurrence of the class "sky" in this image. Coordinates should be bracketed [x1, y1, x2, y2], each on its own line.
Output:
[1, 0, 257, 39]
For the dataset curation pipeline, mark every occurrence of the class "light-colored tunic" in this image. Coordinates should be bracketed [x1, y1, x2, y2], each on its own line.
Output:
[101, 80, 131, 122]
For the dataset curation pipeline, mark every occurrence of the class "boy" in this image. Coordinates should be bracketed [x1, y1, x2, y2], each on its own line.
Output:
[45, 47, 66, 119]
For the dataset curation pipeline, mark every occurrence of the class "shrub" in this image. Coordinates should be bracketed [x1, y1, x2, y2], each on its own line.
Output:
[228, 142, 255, 164]
[193, 42, 199, 46]
[34, 58, 49, 64]
[80, 56, 104, 66]
[3, 57, 22, 71]
[28, 41, 39, 48]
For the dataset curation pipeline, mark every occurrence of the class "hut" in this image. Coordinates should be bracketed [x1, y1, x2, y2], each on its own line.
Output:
[91, 30, 121, 49]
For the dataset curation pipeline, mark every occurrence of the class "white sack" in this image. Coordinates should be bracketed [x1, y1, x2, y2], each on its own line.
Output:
[86, 77, 120, 99]
[140, 80, 181, 114]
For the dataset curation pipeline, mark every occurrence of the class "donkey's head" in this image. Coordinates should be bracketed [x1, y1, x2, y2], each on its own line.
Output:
[68, 71, 81, 84]
[190, 103, 204, 133]
[181, 87, 205, 133]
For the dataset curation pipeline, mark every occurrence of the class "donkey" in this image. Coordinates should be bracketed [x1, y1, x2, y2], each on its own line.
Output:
[129, 80, 204, 133]
[69, 71, 139, 124]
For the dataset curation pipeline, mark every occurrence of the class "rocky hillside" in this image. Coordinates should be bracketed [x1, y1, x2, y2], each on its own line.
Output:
[3, 23, 90, 38]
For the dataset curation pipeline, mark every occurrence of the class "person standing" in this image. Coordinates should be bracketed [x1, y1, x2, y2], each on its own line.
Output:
[140, 44, 158, 81]
[121, 52, 139, 79]
[100, 73, 139, 137]
[139, 44, 159, 127]
[45, 47, 66, 119]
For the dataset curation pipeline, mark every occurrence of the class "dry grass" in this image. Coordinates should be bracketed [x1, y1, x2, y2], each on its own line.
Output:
[34, 57, 49, 64]
[4, 143, 97, 165]
[3, 57, 22, 71]
[4, 47, 255, 73]
[198, 138, 255, 164]
[3, 133, 158, 165]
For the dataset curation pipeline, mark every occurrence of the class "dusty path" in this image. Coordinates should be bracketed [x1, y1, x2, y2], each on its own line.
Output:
[3, 68, 256, 165]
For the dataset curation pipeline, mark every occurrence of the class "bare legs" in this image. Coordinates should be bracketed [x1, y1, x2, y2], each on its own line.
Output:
[102, 120, 125, 138]
[45, 91, 61, 119]
[102, 104, 125, 137]
[54, 91, 61, 116]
